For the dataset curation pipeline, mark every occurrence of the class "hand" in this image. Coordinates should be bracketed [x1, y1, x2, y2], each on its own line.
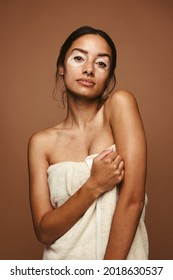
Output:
[90, 149, 124, 195]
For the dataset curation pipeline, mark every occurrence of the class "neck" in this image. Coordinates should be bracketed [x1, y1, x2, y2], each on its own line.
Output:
[64, 94, 100, 129]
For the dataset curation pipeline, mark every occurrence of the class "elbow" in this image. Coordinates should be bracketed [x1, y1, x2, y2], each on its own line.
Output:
[132, 199, 144, 213]
[127, 195, 145, 215]
[119, 188, 145, 215]
[36, 231, 53, 247]
[35, 219, 56, 246]
[120, 181, 146, 214]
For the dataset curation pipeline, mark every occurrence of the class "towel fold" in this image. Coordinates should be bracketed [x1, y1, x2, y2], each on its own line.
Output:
[43, 145, 148, 260]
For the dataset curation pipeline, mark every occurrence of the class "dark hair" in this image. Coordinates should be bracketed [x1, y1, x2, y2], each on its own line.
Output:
[54, 26, 117, 105]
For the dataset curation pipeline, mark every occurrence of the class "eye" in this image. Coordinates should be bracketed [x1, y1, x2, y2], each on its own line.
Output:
[96, 61, 107, 68]
[74, 56, 84, 62]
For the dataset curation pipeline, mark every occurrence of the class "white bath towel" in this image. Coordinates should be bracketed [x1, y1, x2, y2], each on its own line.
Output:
[43, 145, 149, 260]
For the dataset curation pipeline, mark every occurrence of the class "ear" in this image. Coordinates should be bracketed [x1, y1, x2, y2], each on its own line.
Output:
[58, 65, 64, 76]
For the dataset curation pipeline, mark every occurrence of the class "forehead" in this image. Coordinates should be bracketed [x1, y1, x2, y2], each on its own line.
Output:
[67, 34, 112, 57]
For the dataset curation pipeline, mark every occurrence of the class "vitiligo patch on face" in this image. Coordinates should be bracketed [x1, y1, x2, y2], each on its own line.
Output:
[67, 52, 85, 67]
[95, 58, 110, 72]
[67, 50, 110, 72]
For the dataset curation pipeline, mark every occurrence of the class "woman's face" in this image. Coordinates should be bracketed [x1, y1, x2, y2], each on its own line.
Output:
[59, 34, 112, 100]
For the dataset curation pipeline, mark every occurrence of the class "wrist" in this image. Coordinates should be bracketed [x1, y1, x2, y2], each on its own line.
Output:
[85, 177, 103, 199]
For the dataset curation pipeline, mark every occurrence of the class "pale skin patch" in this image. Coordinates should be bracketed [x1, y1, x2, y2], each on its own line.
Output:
[66, 50, 111, 73]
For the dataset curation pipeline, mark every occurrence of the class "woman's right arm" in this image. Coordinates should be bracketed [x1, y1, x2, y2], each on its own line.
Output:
[28, 132, 123, 246]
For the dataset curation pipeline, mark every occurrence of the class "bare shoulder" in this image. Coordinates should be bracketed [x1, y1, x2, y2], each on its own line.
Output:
[104, 89, 140, 120]
[28, 127, 54, 148]
[106, 89, 137, 109]
[28, 126, 59, 160]
[110, 89, 136, 100]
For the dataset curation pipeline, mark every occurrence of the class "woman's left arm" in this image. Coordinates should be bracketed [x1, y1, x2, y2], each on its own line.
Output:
[104, 90, 147, 259]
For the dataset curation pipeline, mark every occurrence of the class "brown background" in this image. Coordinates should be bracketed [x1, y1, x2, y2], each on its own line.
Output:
[0, 0, 173, 260]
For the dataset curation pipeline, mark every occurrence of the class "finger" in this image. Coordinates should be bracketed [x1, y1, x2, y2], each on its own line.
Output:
[115, 168, 125, 183]
[121, 169, 125, 178]
[106, 151, 118, 161]
[117, 160, 124, 172]
[95, 148, 113, 161]
[118, 169, 125, 183]
[112, 160, 124, 175]
[112, 154, 122, 167]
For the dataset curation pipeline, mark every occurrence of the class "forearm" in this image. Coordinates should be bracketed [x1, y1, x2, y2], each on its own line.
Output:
[30, 148, 124, 247]
[36, 177, 99, 245]
[104, 193, 145, 260]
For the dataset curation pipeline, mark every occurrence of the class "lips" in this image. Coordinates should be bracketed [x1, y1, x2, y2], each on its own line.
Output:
[76, 78, 95, 87]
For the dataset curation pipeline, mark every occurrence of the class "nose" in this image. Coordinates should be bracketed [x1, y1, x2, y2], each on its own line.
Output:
[82, 61, 94, 76]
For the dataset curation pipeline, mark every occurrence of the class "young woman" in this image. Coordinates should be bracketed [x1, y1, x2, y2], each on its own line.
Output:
[28, 26, 148, 260]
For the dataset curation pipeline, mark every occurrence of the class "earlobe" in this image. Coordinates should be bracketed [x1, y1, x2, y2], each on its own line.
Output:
[58, 66, 64, 76]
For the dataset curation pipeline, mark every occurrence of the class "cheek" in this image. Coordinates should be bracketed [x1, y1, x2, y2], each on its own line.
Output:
[94, 63, 110, 73]
[63, 59, 82, 81]
[63, 66, 77, 87]
[63, 60, 81, 81]
[95, 71, 110, 85]
[95, 67, 108, 74]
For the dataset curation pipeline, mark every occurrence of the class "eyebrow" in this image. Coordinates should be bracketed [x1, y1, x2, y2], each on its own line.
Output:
[71, 48, 111, 60]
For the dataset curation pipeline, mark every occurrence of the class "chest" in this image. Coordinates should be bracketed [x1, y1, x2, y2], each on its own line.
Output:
[48, 113, 114, 164]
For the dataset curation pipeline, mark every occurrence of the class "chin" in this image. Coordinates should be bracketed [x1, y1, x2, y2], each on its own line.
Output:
[67, 88, 92, 97]
[71, 92, 101, 102]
